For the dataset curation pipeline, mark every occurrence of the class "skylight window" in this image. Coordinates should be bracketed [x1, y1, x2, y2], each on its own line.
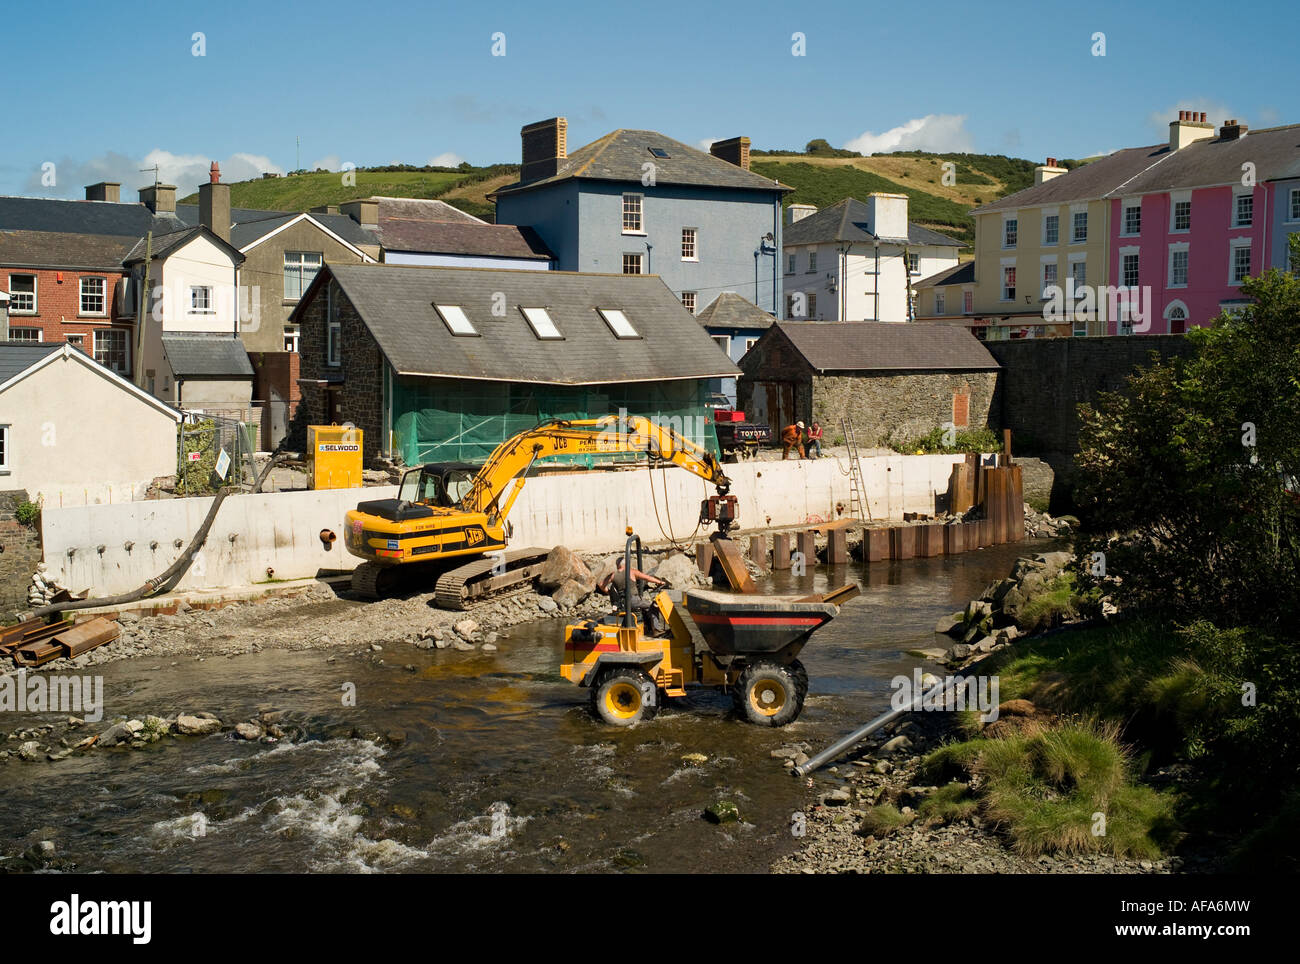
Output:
[521, 306, 563, 339]
[597, 308, 640, 339]
[434, 304, 477, 336]
[649, 148, 671, 159]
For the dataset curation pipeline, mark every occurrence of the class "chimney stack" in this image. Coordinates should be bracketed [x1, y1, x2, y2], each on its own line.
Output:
[520, 117, 568, 183]
[710, 136, 751, 171]
[1219, 118, 1248, 141]
[138, 183, 178, 214]
[198, 162, 231, 243]
[85, 182, 121, 203]
[341, 198, 379, 227]
[1169, 108, 1214, 151]
[786, 203, 817, 225]
[1034, 157, 1067, 185]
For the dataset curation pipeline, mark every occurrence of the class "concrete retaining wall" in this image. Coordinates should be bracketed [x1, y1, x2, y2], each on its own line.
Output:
[40, 453, 977, 596]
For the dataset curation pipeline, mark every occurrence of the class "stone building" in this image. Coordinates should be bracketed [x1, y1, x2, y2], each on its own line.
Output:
[737, 322, 1000, 446]
[291, 263, 738, 464]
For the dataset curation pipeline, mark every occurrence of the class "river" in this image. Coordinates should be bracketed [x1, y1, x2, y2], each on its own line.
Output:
[0, 540, 1050, 873]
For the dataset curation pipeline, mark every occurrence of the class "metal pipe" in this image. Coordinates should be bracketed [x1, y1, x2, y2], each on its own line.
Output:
[621, 533, 643, 629]
[792, 674, 966, 777]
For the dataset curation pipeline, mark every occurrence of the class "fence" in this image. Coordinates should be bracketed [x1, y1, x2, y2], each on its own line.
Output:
[177, 412, 258, 495]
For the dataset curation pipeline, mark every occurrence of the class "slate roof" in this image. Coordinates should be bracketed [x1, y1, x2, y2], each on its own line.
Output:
[173, 204, 379, 250]
[297, 264, 739, 385]
[916, 261, 975, 288]
[0, 230, 137, 270]
[0, 195, 185, 237]
[160, 336, 255, 378]
[1103, 124, 1300, 194]
[122, 225, 244, 265]
[695, 292, 776, 332]
[971, 146, 1172, 214]
[771, 322, 999, 372]
[375, 197, 484, 224]
[491, 129, 790, 197]
[0, 343, 63, 384]
[379, 220, 553, 260]
[783, 198, 965, 247]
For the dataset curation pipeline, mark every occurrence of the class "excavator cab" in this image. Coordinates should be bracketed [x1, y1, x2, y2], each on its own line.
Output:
[396, 462, 480, 509]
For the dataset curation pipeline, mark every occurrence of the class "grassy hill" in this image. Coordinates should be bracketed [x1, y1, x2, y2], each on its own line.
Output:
[181, 151, 1068, 246]
[751, 150, 1049, 247]
[179, 164, 516, 221]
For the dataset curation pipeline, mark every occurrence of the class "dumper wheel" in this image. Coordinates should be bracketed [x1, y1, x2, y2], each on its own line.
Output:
[591, 669, 658, 727]
[734, 659, 807, 727]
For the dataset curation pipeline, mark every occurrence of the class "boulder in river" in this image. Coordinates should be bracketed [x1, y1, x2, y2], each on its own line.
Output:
[552, 578, 591, 609]
[704, 800, 741, 824]
[651, 552, 698, 589]
[175, 714, 222, 736]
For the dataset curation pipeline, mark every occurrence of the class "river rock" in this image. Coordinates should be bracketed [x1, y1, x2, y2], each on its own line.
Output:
[234, 723, 263, 741]
[553, 579, 592, 609]
[538, 546, 594, 590]
[704, 800, 741, 824]
[822, 788, 852, 807]
[651, 552, 698, 589]
[537, 596, 559, 614]
[454, 618, 479, 639]
[452, 640, 476, 652]
[481, 643, 498, 653]
[17, 741, 42, 762]
[908, 647, 948, 660]
[175, 714, 222, 736]
[934, 612, 965, 636]
[878, 735, 913, 755]
[97, 723, 133, 747]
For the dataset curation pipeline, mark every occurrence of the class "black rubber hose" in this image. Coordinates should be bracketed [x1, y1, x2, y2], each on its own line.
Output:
[32, 450, 287, 619]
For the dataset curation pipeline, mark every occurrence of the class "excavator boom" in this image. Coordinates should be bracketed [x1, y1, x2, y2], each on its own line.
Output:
[345, 414, 733, 606]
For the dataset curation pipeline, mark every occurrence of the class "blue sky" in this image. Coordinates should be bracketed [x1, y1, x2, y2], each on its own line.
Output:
[2, 0, 1294, 197]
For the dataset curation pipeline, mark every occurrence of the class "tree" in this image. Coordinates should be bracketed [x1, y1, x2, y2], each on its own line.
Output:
[804, 138, 833, 155]
[1075, 268, 1300, 631]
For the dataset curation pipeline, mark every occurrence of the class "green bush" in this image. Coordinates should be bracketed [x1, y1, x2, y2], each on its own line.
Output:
[884, 425, 1000, 454]
[178, 421, 218, 494]
[14, 500, 41, 527]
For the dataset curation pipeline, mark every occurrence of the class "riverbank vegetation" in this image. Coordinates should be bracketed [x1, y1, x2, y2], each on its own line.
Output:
[931, 268, 1300, 869]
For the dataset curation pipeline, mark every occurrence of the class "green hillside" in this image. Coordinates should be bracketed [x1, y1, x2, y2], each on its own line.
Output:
[179, 164, 518, 221]
[180, 150, 1067, 246]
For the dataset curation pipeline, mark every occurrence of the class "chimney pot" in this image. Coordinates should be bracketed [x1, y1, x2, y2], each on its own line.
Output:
[1199, 112, 1206, 123]
[209, 161, 221, 184]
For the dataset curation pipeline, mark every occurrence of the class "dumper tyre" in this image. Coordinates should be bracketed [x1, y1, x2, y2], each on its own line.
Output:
[735, 659, 807, 727]
[591, 668, 658, 727]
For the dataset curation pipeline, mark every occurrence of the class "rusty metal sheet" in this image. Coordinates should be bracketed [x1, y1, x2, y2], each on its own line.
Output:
[710, 535, 756, 594]
[52, 617, 120, 658]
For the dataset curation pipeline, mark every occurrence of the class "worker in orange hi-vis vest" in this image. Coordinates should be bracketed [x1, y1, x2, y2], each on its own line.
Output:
[782, 421, 806, 460]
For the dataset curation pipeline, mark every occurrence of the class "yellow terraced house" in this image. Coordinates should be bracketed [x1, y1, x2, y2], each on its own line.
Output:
[962, 150, 1180, 340]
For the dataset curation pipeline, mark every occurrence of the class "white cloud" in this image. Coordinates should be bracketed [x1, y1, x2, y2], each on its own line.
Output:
[1146, 100, 1238, 137]
[26, 148, 285, 197]
[843, 114, 974, 156]
[697, 138, 720, 152]
[427, 152, 466, 167]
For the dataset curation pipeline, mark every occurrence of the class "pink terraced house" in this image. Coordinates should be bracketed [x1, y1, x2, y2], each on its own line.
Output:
[1103, 113, 1298, 335]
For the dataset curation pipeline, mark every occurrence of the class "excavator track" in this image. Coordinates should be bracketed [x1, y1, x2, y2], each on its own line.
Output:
[434, 547, 551, 610]
[350, 562, 391, 600]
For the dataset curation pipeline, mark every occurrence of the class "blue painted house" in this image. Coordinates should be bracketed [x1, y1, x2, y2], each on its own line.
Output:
[491, 118, 792, 325]
[693, 291, 776, 405]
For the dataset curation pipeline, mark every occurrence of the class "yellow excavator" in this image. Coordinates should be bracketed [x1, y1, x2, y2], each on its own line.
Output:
[344, 415, 738, 607]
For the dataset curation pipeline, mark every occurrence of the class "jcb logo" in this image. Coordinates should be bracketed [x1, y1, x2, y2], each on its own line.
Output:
[466, 528, 486, 547]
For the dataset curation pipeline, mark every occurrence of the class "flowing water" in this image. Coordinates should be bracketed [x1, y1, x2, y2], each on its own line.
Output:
[0, 540, 1052, 874]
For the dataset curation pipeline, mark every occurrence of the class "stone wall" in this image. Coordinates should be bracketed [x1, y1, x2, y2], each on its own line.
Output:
[986, 334, 1196, 509]
[0, 490, 43, 620]
[811, 370, 999, 446]
[293, 279, 385, 462]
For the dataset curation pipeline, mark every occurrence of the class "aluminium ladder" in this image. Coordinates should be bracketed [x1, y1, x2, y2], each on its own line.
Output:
[841, 418, 871, 522]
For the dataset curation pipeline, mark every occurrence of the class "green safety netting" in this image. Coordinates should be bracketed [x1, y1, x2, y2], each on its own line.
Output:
[390, 378, 721, 467]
